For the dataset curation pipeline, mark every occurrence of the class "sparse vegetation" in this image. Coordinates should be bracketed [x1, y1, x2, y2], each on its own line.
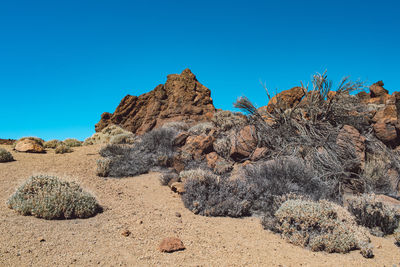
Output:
[84, 124, 134, 145]
[211, 110, 247, 131]
[346, 194, 400, 235]
[162, 121, 189, 132]
[55, 144, 73, 154]
[188, 122, 214, 135]
[267, 199, 373, 258]
[97, 127, 178, 177]
[44, 139, 61, 149]
[109, 133, 135, 144]
[7, 174, 101, 219]
[63, 138, 82, 147]
[0, 148, 14, 162]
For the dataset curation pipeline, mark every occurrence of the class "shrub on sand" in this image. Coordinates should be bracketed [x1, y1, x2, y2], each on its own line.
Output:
[55, 144, 73, 154]
[44, 139, 62, 149]
[63, 138, 82, 147]
[268, 199, 373, 258]
[0, 148, 14, 162]
[346, 194, 400, 236]
[109, 133, 135, 144]
[7, 174, 101, 219]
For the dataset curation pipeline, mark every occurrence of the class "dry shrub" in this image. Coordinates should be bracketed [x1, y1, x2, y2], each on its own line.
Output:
[55, 144, 73, 154]
[84, 124, 132, 145]
[159, 171, 179, 186]
[162, 121, 189, 132]
[213, 136, 231, 158]
[44, 139, 61, 149]
[63, 138, 82, 147]
[97, 127, 178, 177]
[270, 199, 373, 258]
[0, 148, 14, 162]
[188, 122, 214, 135]
[7, 175, 101, 219]
[109, 133, 135, 144]
[211, 110, 247, 131]
[346, 194, 400, 235]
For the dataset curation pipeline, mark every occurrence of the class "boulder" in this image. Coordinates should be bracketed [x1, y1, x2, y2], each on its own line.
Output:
[336, 125, 366, 168]
[260, 86, 305, 113]
[95, 69, 216, 135]
[14, 139, 45, 153]
[182, 135, 214, 160]
[370, 81, 389, 98]
[158, 237, 185, 253]
[250, 147, 268, 161]
[172, 132, 189, 147]
[230, 125, 257, 161]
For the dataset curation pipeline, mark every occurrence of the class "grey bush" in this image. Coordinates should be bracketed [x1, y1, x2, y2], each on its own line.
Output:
[346, 194, 400, 235]
[55, 144, 73, 154]
[7, 174, 101, 219]
[269, 199, 373, 258]
[0, 148, 14, 162]
[44, 139, 61, 149]
[97, 127, 178, 177]
[212, 110, 247, 131]
[63, 138, 82, 147]
[188, 122, 214, 135]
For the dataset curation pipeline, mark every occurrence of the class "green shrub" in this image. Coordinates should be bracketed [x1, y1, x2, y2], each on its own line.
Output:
[55, 144, 73, 154]
[7, 175, 101, 219]
[346, 194, 400, 235]
[0, 148, 14, 162]
[269, 199, 373, 258]
[44, 139, 61, 149]
[63, 138, 82, 147]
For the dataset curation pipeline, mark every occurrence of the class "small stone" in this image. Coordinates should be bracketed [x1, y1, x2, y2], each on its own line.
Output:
[121, 230, 131, 237]
[137, 220, 143, 225]
[39, 238, 45, 242]
[158, 237, 185, 253]
[175, 212, 181, 217]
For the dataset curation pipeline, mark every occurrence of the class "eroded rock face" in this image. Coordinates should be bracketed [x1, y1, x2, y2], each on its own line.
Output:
[259, 86, 305, 113]
[95, 69, 216, 135]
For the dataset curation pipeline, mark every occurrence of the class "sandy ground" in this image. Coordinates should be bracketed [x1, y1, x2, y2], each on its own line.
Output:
[0, 144, 399, 267]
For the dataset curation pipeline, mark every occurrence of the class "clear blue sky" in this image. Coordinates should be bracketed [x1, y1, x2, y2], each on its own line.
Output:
[1, 0, 399, 140]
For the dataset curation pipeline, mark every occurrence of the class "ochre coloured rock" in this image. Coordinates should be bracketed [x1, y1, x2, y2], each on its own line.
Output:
[260, 86, 305, 113]
[373, 122, 398, 145]
[158, 237, 185, 253]
[370, 81, 389, 98]
[14, 139, 45, 153]
[230, 125, 257, 161]
[182, 135, 215, 160]
[95, 69, 215, 135]
[336, 125, 366, 168]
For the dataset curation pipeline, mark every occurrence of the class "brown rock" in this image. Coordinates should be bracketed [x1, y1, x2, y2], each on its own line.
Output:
[260, 86, 305, 113]
[336, 125, 365, 171]
[250, 147, 268, 161]
[182, 135, 214, 160]
[159, 237, 185, 253]
[370, 81, 389, 98]
[374, 122, 398, 145]
[121, 230, 131, 237]
[95, 69, 216, 135]
[170, 182, 185, 194]
[206, 152, 219, 169]
[14, 139, 45, 153]
[173, 132, 189, 147]
[230, 125, 257, 161]
[372, 105, 397, 124]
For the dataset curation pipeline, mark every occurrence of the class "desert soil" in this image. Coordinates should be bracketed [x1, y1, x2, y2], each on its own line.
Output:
[0, 144, 399, 267]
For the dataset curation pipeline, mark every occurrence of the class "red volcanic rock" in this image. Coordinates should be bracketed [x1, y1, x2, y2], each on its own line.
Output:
[182, 135, 215, 160]
[158, 237, 185, 253]
[230, 125, 258, 161]
[370, 81, 389, 98]
[259, 86, 305, 113]
[95, 69, 216, 134]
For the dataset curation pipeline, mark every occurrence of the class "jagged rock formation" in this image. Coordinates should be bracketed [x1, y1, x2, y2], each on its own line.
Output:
[95, 69, 216, 135]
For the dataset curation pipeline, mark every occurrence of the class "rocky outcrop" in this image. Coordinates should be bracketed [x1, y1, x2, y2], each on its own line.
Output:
[158, 237, 185, 253]
[95, 69, 215, 135]
[259, 86, 305, 113]
[14, 139, 45, 153]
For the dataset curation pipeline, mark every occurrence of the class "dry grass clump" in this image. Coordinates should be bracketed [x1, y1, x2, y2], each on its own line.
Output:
[268, 199, 373, 258]
[0, 148, 14, 162]
[63, 138, 82, 147]
[188, 122, 214, 135]
[159, 171, 179, 186]
[109, 133, 135, 144]
[7, 174, 101, 220]
[55, 144, 73, 154]
[44, 139, 62, 149]
[84, 124, 134, 145]
[211, 110, 247, 131]
[213, 137, 231, 158]
[346, 194, 400, 235]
